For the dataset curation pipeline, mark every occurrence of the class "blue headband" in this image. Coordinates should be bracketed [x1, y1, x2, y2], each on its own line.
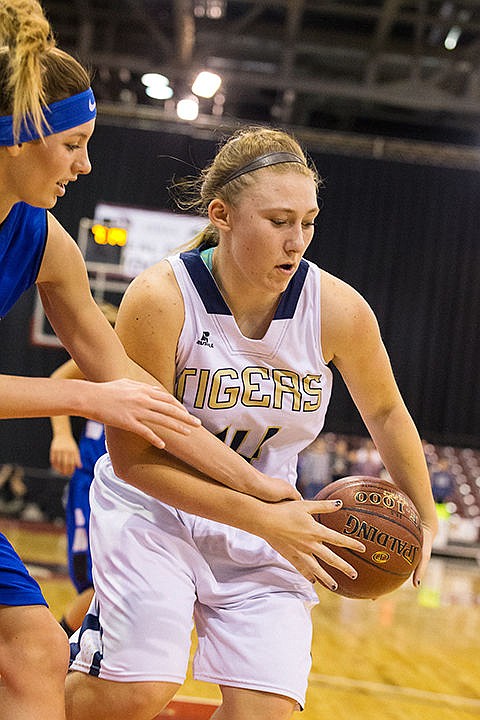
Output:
[0, 88, 97, 146]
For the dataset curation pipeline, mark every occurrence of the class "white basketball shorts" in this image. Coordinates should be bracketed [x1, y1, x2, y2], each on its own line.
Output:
[69, 455, 318, 708]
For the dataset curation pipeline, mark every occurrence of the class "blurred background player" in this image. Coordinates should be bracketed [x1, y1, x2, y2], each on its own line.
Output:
[49, 303, 117, 636]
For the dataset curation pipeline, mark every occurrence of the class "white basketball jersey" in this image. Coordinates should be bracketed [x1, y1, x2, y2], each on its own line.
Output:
[168, 249, 333, 487]
[72, 248, 330, 690]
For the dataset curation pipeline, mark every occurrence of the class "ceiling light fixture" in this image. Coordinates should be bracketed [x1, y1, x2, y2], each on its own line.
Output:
[444, 25, 461, 50]
[194, 0, 226, 19]
[191, 71, 222, 98]
[141, 73, 170, 87]
[146, 85, 174, 100]
[141, 73, 173, 101]
[176, 96, 199, 121]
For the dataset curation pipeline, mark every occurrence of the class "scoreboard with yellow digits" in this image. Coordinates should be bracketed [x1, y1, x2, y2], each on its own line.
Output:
[80, 202, 205, 277]
[91, 223, 128, 247]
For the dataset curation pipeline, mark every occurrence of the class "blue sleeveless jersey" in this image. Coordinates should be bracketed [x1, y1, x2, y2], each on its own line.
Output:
[0, 202, 47, 318]
[0, 202, 48, 606]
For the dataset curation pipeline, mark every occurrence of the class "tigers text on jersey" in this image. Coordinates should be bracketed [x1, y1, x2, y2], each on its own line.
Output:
[170, 248, 333, 487]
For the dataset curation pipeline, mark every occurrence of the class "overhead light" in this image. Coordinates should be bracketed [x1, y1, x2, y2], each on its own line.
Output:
[141, 73, 170, 88]
[176, 96, 199, 121]
[444, 25, 461, 50]
[141, 73, 173, 101]
[194, 0, 226, 19]
[191, 70, 222, 98]
[146, 85, 174, 100]
[444, 10, 470, 51]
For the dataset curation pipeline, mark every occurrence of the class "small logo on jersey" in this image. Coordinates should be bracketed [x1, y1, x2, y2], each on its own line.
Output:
[196, 330, 214, 348]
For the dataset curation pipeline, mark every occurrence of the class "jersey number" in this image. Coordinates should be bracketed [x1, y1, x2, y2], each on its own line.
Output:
[215, 426, 280, 464]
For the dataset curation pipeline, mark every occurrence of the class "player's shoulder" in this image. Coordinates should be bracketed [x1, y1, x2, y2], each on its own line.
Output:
[119, 259, 183, 327]
[1, 203, 47, 249]
[126, 258, 178, 299]
[320, 268, 374, 316]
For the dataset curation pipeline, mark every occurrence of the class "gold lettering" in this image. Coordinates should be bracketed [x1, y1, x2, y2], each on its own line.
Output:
[375, 531, 390, 547]
[344, 515, 360, 535]
[272, 369, 302, 411]
[194, 369, 210, 409]
[302, 375, 323, 411]
[178, 365, 326, 413]
[241, 367, 270, 407]
[176, 368, 197, 403]
[342, 514, 420, 565]
[209, 369, 240, 409]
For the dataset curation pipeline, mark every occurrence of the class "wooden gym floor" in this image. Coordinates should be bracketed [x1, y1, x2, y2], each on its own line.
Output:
[2, 516, 480, 720]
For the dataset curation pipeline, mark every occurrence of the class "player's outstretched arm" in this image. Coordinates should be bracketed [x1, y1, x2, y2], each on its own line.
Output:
[108, 259, 302, 502]
[29, 215, 199, 449]
[321, 270, 438, 587]
[37, 220, 294, 498]
[107, 428, 365, 585]
[0, 374, 199, 451]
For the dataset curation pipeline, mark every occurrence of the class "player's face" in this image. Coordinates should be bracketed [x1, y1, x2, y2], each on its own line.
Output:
[9, 119, 95, 208]
[224, 169, 319, 296]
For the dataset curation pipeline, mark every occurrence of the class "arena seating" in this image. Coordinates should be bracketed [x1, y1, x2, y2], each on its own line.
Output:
[297, 434, 480, 552]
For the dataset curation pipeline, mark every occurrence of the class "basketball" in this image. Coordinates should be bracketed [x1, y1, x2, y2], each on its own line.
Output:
[314, 476, 423, 599]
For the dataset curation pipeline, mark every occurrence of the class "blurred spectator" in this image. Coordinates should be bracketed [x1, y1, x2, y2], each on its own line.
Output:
[430, 457, 456, 549]
[331, 437, 351, 481]
[0, 464, 27, 516]
[297, 436, 332, 498]
[349, 438, 384, 477]
[430, 457, 455, 504]
[422, 439, 438, 471]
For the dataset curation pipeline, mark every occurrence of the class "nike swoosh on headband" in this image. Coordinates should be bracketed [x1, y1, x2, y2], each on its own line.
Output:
[0, 88, 97, 146]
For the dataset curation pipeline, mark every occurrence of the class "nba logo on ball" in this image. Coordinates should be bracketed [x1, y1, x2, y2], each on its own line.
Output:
[314, 476, 423, 599]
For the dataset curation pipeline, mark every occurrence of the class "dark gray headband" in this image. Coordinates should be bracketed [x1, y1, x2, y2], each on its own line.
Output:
[221, 151, 306, 186]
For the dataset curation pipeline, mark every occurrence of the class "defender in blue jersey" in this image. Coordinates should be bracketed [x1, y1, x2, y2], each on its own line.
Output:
[67, 127, 438, 720]
[48, 307, 118, 636]
[0, 3, 198, 718]
[0, 4, 100, 714]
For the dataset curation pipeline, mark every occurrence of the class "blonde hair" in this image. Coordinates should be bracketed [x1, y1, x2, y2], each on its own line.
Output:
[0, 0, 90, 142]
[173, 126, 320, 250]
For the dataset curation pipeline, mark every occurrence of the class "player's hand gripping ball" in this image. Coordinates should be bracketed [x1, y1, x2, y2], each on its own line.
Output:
[314, 476, 423, 599]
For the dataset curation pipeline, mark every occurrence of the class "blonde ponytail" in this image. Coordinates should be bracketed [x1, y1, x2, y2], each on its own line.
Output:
[0, 0, 54, 141]
[0, 0, 90, 143]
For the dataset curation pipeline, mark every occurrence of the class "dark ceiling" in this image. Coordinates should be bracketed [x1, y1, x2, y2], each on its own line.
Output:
[42, 0, 480, 146]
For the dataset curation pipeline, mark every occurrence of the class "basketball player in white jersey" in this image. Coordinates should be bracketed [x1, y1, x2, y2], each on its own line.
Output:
[1, 4, 341, 717]
[66, 127, 438, 720]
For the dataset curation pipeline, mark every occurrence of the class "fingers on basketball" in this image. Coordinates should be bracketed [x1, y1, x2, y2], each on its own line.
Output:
[312, 476, 423, 599]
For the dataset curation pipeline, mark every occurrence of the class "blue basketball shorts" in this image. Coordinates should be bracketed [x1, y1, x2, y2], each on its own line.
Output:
[0, 532, 47, 606]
